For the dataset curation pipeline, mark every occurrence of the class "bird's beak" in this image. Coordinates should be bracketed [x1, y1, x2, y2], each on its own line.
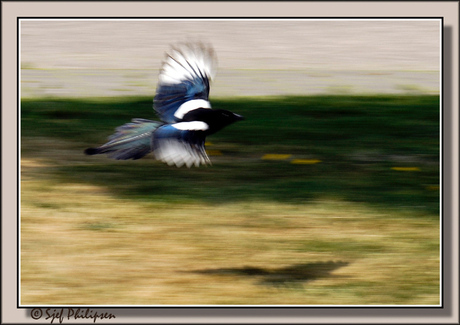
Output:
[234, 113, 245, 121]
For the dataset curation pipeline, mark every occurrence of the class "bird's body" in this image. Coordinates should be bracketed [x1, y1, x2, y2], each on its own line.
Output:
[85, 43, 243, 167]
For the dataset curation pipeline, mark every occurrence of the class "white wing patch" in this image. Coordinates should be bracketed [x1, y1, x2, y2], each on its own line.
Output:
[154, 138, 210, 168]
[158, 43, 216, 85]
[174, 99, 211, 119]
[171, 121, 209, 131]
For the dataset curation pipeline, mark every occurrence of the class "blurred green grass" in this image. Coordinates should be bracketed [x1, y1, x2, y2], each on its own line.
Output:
[21, 95, 440, 214]
[20, 95, 440, 305]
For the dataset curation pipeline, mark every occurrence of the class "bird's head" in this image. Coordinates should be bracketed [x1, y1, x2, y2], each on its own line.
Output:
[207, 109, 244, 133]
[215, 109, 245, 122]
[182, 108, 244, 135]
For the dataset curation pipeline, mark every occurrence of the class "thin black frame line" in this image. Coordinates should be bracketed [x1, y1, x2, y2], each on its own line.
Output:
[18, 304, 445, 309]
[5, 0, 459, 2]
[440, 16, 445, 309]
[440, 16, 444, 309]
[17, 16, 445, 19]
[9, 0, 452, 1]
[16, 17, 444, 310]
[16, 15, 21, 311]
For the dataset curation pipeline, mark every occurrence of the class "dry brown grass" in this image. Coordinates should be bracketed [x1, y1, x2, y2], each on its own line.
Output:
[21, 157, 439, 306]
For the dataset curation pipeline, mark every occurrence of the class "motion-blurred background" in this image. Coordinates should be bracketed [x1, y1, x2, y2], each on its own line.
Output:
[21, 20, 440, 306]
[21, 20, 440, 97]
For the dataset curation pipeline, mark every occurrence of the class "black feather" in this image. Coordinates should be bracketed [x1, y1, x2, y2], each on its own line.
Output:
[84, 148, 99, 155]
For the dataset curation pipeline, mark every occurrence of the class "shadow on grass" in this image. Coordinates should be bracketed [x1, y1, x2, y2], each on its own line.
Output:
[191, 261, 349, 287]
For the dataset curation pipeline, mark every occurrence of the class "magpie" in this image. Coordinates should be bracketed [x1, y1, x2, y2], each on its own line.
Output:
[84, 42, 244, 167]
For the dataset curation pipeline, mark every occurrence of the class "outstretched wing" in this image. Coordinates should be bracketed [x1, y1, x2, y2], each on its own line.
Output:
[152, 123, 210, 168]
[85, 119, 162, 160]
[154, 43, 217, 124]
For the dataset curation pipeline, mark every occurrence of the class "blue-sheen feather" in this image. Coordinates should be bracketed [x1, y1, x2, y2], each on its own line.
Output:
[85, 119, 162, 160]
[154, 75, 211, 124]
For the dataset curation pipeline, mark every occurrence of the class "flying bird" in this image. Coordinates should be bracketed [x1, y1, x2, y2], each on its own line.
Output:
[85, 43, 243, 167]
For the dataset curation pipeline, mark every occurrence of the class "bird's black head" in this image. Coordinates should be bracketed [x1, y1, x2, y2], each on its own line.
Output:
[214, 109, 244, 122]
[206, 109, 244, 134]
[183, 108, 244, 135]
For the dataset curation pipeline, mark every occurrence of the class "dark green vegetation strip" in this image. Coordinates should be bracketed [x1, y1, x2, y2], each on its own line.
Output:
[21, 95, 440, 214]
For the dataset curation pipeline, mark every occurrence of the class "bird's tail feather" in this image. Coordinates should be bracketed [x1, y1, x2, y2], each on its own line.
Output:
[85, 118, 163, 160]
